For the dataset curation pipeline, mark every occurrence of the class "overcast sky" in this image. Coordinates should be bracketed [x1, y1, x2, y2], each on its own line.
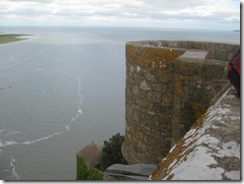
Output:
[0, 0, 240, 30]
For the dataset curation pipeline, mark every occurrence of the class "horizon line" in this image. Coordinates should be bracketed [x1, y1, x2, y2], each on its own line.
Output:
[0, 25, 239, 32]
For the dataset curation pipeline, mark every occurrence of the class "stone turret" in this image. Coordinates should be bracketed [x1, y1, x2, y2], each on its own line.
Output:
[121, 40, 239, 164]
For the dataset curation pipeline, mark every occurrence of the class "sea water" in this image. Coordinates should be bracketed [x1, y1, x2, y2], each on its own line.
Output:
[0, 27, 240, 180]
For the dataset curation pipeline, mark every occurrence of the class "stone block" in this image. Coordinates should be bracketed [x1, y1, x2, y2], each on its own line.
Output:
[202, 62, 227, 80]
[152, 83, 167, 92]
[147, 91, 162, 103]
[179, 51, 208, 59]
[140, 80, 152, 91]
[215, 50, 227, 60]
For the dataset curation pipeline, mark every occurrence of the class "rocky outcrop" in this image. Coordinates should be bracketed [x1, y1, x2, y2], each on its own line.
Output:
[122, 40, 240, 164]
[149, 87, 240, 180]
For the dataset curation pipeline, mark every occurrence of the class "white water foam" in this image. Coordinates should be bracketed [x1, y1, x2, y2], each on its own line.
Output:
[0, 49, 47, 70]
[9, 156, 21, 180]
[0, 129, 6, 154]
[0, 75, 84, 149]
[64, 75, 83, 129]
[21, 132, 61, 145]
[77, 75, 83, 114]
[0, 74, 84, 180]
[4, 156, 21, 180]
[0, 129, 21, 153]
[0, 132, 67, 152]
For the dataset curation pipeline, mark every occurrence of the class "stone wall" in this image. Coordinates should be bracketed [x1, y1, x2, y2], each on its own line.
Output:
[121, 40, 240, 164]
[149, 87, 240, 180]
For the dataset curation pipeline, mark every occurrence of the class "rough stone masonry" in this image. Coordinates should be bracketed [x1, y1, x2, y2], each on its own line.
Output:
[149, 87, 240, 180]
[121, 40, 239, 164]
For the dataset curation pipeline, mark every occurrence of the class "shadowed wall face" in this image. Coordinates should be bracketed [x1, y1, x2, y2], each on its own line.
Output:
[122, 41, 239, 164]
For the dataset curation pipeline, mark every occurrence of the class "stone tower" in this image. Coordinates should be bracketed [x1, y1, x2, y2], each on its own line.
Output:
[121, 40, 239, 164]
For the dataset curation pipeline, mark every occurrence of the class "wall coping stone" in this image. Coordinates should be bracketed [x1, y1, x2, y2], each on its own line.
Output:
[179, 50, 208, 59]
[149, 87, 240, 180]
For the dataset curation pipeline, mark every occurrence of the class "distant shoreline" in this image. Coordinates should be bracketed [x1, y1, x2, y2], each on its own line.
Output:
[0, 34, 29, 44]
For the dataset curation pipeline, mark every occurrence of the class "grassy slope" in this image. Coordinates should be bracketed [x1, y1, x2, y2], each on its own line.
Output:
[76, 155, 103, 180]
[0, 34, 27, 44]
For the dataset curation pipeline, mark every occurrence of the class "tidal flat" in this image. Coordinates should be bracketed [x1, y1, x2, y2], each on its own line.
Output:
[0, 34, 28, 44]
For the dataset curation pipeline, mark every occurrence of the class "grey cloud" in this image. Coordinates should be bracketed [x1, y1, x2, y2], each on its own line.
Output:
[6, 0, 53, 3]
[0, 6, 50, 17]
[121, 0, 206, 12]
[0, 0, 239, 29]
[118, 0, 239, 23]
[53, 11, 94, 18]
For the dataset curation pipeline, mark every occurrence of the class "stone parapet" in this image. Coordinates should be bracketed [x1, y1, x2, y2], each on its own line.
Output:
[149, 87, 240, 180]
[121, 40, 239, 164]
[103, 164, 156, 180]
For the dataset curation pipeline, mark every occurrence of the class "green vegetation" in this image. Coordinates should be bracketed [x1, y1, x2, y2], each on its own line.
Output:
[100, 133, 128, 171]
[76, 133, 127, 180]
[0, 34, 27, 44]
[76, 155, 103, 180]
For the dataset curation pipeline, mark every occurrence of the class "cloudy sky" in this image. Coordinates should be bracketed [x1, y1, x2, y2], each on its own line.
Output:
[0, 0, 240, 30]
